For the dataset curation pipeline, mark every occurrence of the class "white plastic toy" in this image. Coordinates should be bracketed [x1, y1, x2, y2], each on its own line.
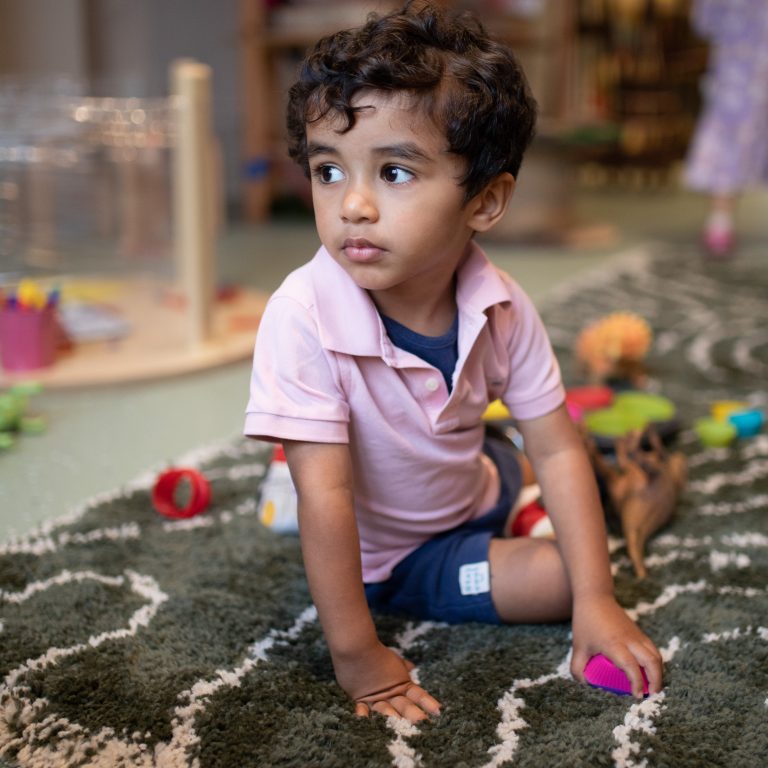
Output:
[258, 444, 299, 534]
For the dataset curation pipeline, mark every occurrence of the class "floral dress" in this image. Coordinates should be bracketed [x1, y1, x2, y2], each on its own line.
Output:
[684, 0, 768, 195]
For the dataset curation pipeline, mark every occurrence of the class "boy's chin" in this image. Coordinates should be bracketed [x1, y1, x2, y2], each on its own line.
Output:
[335, 259, 394, 292]
[350, 275, 397, 294]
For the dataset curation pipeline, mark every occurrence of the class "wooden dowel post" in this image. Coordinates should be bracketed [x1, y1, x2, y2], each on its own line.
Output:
[171, 59, 215, 348]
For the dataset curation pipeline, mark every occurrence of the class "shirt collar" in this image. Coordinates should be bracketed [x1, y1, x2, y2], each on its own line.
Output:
[309, 242, 511, 356]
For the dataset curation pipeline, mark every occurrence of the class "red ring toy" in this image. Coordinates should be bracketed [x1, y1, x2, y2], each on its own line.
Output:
[565, 386, 614, 412]
[151, 467, 211, 519]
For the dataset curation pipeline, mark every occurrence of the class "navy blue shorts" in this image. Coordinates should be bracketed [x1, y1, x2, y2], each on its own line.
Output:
[364, 436, 522, 624]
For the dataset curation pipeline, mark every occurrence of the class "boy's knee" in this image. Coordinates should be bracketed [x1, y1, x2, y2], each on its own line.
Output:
[489, 538, 572, 623]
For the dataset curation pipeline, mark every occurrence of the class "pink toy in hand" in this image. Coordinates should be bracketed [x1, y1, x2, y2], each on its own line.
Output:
[584, 654, 650, 697]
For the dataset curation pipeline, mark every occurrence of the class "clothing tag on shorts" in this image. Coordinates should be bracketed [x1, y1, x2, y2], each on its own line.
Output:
[459, 561, 490, 596]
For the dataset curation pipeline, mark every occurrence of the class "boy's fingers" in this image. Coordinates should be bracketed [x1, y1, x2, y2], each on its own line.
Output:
[612, 656, 644, 698]
[634, 642, 664, 694]
[356, 687, 440, 724]
[646, 660, 663, 694]
[628, 668, 646, 698]
[371, 700, 404, 720]
[620, 649, 658, 698]
[596, 647, 645, 698]
[644, 666, 662, 695]
[619, 640, 663, 697]
[571, 650, 589, 683]
[390, 695, 430, 723]
[405, 685, 442, 715]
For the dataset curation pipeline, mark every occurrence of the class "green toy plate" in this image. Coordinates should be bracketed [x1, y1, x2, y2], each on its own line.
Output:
[584, 392, 680, 451]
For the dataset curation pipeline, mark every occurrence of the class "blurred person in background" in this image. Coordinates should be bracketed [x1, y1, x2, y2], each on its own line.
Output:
[684, 0, 768, 258]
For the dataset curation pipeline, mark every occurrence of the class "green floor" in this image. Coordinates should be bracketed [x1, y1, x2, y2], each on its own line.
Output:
[1, 184, 766, 540]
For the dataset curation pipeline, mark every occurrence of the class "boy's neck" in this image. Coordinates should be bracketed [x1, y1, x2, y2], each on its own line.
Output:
[369, 274, 458, 337]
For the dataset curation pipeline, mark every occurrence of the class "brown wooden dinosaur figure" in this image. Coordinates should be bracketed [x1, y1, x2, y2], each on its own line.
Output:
[588, 428, 687, 579]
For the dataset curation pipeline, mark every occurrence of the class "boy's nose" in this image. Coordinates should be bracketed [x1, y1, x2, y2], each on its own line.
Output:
[341, 186, 378, 223]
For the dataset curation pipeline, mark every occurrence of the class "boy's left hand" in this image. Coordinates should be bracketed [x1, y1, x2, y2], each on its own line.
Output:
[570, 593, 663, 698]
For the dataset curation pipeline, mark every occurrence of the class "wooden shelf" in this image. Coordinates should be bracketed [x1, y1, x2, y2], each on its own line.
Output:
[574, 0, 707, 172]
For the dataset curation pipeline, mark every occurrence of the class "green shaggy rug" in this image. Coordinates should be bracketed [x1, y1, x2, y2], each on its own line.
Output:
[1, 244, 767, 767]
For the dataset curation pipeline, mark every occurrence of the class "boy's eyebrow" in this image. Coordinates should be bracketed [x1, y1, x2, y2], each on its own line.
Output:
[305, 141, 434, 163]
[372, 143, 433, 163]
[306, 142, 339, 159]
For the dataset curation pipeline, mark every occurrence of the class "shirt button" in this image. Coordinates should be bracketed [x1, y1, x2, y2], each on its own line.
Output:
[425, 377, 440, 392]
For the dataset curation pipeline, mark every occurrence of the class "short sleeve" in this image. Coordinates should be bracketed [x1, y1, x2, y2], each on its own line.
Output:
[244, 295, 350, 443]
[501, 285, 565, 421]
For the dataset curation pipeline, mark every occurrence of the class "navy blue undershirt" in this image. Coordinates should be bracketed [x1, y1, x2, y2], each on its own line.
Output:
[380, 312, 459, 392]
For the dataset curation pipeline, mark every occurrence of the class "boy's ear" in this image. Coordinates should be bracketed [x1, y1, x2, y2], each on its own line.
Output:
[467, 172, 516, 233]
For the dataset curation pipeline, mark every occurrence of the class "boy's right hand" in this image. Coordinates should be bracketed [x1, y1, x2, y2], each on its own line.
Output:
[334, 641, 441, 723]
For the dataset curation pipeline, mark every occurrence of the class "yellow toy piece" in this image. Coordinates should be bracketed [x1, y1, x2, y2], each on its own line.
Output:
[16, 279, 48, 310]
[710, 400, 749, 422]
[483, 399, 511, 421]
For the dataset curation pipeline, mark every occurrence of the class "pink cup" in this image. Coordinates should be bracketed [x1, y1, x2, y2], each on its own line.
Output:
[0, 306, 57, 371]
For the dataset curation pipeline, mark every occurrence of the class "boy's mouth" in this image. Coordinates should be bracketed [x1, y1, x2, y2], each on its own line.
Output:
[342, 238, 385, 263]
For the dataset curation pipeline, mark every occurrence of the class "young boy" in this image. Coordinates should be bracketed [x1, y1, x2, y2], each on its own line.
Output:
[245, 0, 662, 723]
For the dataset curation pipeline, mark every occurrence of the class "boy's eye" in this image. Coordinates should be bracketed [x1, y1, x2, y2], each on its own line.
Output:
[314, 164, 344, 184]
[382, 166, 414, 184]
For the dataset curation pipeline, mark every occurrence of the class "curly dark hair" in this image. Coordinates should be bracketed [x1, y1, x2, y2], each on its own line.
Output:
[285, 0, 538, 202]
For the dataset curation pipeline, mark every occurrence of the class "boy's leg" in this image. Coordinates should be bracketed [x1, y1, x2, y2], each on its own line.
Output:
[488, 537, 572, 623]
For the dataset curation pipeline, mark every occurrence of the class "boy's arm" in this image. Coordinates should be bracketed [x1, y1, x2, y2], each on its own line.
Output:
[282, 439, 441, 722]
[516, 405, 663, 697]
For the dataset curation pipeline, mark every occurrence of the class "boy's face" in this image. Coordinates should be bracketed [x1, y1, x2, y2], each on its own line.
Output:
[306, 92, 479, 311]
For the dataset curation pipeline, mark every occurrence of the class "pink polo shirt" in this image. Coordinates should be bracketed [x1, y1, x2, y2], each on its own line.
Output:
[244, 243, 564, 582]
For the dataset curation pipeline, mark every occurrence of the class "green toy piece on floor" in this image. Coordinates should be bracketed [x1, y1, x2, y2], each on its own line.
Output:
[0, 382, 46, 450]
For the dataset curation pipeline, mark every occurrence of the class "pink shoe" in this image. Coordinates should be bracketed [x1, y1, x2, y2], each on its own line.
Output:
[702, 224, 735, 259]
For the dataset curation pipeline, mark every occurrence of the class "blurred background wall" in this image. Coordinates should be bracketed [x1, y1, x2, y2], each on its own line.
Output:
[0, 0, 707, 225]
[0, 0, 242, 207]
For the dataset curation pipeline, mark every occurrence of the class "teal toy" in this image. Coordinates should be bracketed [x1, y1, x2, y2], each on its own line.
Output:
[0, 382, 46, 450]
[727, 409, 764, 438]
